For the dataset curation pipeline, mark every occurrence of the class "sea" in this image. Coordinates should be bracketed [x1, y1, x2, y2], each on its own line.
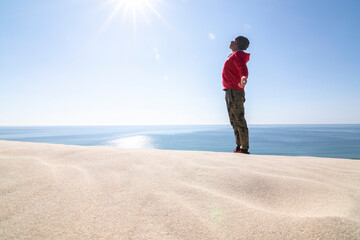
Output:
[0, 124, 359, 160]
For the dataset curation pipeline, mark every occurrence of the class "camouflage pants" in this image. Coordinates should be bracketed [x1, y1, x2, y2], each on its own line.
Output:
[225, 89, 249, 150]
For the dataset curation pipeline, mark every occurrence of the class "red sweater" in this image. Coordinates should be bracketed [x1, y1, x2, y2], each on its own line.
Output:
[222, 50, 250, 91]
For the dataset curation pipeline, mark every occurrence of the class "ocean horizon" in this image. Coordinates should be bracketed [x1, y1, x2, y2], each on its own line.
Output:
[1, 124, 359, 160]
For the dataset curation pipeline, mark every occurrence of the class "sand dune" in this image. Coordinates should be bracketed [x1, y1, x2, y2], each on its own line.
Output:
[1, 140, 359, 239]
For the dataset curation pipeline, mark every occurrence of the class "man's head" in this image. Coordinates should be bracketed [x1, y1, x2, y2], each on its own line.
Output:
[229, 36, 250, 52]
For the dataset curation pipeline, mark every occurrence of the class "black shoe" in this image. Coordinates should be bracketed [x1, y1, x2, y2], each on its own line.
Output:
[234, 148, 250, 154]
[239, 149, 250, 154]
[233, 146, 250, 154]
[233, 146, 241, 153]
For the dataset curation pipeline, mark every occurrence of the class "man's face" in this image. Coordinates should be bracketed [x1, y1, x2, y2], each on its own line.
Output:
[229, 40, 239, 51]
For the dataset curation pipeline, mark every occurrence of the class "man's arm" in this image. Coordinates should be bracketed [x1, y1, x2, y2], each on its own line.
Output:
[233, 54, 248, 88]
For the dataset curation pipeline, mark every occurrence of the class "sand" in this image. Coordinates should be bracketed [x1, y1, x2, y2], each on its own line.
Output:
[0, 140, 359, 240]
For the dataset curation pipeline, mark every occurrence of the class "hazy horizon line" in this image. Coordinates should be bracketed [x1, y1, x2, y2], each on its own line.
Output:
[1, 123, 360, 127]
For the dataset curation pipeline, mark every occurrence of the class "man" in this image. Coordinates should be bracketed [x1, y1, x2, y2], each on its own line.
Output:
[222, 36, 250, 154]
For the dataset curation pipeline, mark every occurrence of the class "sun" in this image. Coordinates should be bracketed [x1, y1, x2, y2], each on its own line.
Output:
[105, 0, 165, 27]
[124, 0, 150, 9]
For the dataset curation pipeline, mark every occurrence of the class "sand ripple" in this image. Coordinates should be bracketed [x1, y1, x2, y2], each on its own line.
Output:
[1, 140, 360, 239]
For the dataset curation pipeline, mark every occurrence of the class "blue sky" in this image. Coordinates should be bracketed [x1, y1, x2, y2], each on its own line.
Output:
[1, 0, 359, 125]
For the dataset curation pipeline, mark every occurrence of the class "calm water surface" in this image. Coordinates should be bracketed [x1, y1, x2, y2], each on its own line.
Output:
[0, 125, 359, 159]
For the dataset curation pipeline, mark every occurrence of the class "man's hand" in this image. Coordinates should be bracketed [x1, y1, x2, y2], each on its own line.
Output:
[238, 76, 248, 88]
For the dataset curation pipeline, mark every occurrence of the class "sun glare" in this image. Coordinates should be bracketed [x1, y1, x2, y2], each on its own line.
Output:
[105, 0, 165, 28]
